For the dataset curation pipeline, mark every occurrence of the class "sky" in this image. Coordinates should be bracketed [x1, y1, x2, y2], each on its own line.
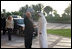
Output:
[1, 1, 71, 16]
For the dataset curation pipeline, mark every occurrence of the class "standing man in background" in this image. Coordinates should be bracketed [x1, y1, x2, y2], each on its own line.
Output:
[1, 14, 6, 35]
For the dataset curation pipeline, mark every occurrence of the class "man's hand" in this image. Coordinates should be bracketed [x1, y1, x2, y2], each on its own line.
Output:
[39, 32, 42, 34]
[33, 25, 36, 27]
[22, 27, 25, 30]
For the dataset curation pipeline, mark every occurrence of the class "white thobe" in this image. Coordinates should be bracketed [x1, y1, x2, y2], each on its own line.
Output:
[38, 17, 48, 48]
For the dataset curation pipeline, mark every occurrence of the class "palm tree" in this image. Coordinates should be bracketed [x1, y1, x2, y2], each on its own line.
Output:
[37, 4, 44, 12]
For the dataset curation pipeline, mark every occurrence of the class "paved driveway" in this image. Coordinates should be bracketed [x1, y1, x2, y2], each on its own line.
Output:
[1, 34, 71, 48]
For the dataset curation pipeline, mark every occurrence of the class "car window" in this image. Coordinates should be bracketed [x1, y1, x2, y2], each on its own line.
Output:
[17, 19, 24, 24]
[12, 15, 17, 18]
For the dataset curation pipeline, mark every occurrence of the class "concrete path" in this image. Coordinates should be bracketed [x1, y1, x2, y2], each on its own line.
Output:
[47, 23, 71, 29]
[1, 34, 71, 48]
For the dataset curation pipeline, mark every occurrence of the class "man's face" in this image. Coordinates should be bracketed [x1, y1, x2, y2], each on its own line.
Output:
[26, 12, 31, 18]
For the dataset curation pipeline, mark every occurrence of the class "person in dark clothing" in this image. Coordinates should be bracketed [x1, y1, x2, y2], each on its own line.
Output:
[1, 16, 3, 30]
[1, 14, 6, 35]
[2, 18, 6, 35]
[1, 16, 3, 34]
[24, 12, 34, 48]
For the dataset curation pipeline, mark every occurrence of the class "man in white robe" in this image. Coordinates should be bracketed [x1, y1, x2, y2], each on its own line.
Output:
[38, 12, 48, 48]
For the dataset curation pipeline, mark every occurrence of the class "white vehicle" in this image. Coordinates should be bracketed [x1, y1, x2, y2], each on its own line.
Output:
[13, 18, 25, 36]
[11, 15, 22, 18]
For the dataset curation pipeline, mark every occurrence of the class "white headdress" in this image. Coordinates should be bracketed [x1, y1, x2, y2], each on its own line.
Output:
[38, 12, 47, 24]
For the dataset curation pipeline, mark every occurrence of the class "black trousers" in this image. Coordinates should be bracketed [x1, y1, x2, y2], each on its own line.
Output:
[2, 25, 6, 35]
[24, 32, 33, 48]
[7, 28, 12, 41]
[3, 28, 6, 35]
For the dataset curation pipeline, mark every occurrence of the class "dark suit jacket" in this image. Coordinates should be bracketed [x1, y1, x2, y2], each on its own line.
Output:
[24, 16, 34, 38]
[1, 18, 6, 29]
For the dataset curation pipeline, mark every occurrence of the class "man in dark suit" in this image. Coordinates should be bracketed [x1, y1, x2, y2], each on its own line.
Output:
[24, 12, 34, 48]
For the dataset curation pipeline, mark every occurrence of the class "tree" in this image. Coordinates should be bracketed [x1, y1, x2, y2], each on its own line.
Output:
[62, 13, 67, 18]
[11, 11, 19, 15]
[44, 6, 53, 16]
[53, 10, 57, 16]
[19, 7, 26, 16]
[61, 4, 71, 23]
[37, 4, 44, 12]
[19, 5, 29, 17]
[31, 4, 44, 21]
[32, 4, 44, 12]
[64, 4, 71, 16]
[6, 12, 11, 17]
[32, 5, 37, 12]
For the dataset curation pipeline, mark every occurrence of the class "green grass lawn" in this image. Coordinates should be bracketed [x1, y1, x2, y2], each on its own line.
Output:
[47, 29, 71, 38]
